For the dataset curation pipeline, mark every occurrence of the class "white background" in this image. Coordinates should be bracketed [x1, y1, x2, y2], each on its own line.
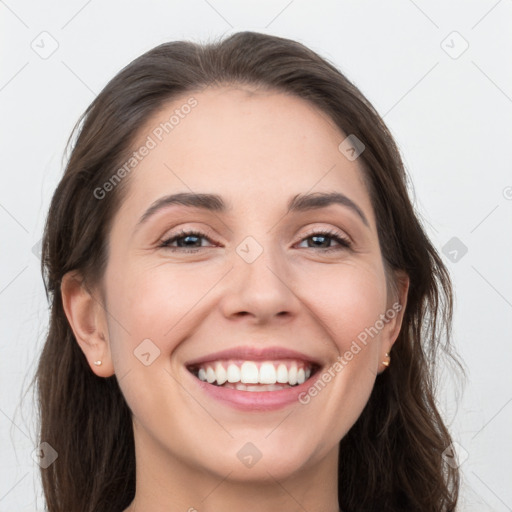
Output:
[1, 1, 511, 510]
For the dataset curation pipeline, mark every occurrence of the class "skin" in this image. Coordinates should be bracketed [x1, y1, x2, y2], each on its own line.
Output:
[62, 85, 409, 512]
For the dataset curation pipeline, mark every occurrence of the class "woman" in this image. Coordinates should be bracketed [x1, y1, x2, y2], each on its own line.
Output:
[35, 31, 463, 511]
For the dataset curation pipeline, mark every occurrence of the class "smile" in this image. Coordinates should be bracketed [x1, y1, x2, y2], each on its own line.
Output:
[184, 345, 323, 410]
[188, 360, 318, 391]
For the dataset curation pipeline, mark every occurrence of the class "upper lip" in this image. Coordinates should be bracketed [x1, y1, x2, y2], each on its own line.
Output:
[185, 346, 323, 368]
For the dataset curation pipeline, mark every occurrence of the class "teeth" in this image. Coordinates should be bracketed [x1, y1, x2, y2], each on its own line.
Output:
[240, 361, 259, 384]
[276, 363, 288, 383]
[227, 364, 241, 383]
[259, 362, 277, 384]
[223, 382, 292, 392]
[215, 362, 228, 385]
[288, 365, 298, 386]
[193, 360, 315, 387]
[206, 367, 216, 384]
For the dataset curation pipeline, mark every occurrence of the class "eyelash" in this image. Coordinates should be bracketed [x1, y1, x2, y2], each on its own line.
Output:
[158, 228, 352, 254]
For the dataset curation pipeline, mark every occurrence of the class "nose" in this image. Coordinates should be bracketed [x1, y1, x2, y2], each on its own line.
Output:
[219, 245, 300, 325]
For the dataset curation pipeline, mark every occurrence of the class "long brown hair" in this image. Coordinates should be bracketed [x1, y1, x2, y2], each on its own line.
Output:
[34, 31, 464, 511]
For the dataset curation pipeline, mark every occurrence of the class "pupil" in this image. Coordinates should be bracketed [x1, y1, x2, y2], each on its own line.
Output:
[310, 235, 328, 248]
[178, 235, 200, 247]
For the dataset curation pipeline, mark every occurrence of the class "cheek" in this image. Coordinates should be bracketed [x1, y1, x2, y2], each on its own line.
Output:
[105, 261, 226, 359]
[293, 262, 388, 351]
[103, 263, 207, 418]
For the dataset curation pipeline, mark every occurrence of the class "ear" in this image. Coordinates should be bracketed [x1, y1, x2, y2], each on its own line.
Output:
[385, 269, 410, 346]
[61, 271, 115, 377]
[378, 269, 410, 373]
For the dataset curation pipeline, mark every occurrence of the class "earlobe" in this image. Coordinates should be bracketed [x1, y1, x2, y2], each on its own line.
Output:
[60, 271, 114, 377]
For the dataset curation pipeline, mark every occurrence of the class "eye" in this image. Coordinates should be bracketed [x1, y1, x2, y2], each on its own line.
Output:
[158, 228, 352, 254]
[158, 229, 217, 253]
[295, 228, 352, 252]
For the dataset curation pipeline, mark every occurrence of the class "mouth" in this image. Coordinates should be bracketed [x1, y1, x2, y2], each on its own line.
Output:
[187, 359, 321, 392]
[184, 345, 323, 410]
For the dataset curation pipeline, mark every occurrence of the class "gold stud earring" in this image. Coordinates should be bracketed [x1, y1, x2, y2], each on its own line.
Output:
[382, 352, 390, 367]
[94, 360, 102, 366]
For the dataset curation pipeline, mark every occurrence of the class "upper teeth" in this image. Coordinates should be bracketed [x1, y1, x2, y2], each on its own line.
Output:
[194, 361, 312, 386]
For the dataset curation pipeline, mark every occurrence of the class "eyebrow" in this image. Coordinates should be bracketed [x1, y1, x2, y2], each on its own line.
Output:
[135, 191, 370, 230]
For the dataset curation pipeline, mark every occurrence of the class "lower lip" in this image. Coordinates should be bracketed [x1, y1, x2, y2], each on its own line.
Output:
[188, 370, 321, 411]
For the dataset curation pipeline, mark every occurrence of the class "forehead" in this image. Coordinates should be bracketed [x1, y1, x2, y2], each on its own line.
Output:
[115, 85, 375, 230]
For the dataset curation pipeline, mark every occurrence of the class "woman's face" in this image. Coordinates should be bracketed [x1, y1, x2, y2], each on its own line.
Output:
[97, 85, 407, 484]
